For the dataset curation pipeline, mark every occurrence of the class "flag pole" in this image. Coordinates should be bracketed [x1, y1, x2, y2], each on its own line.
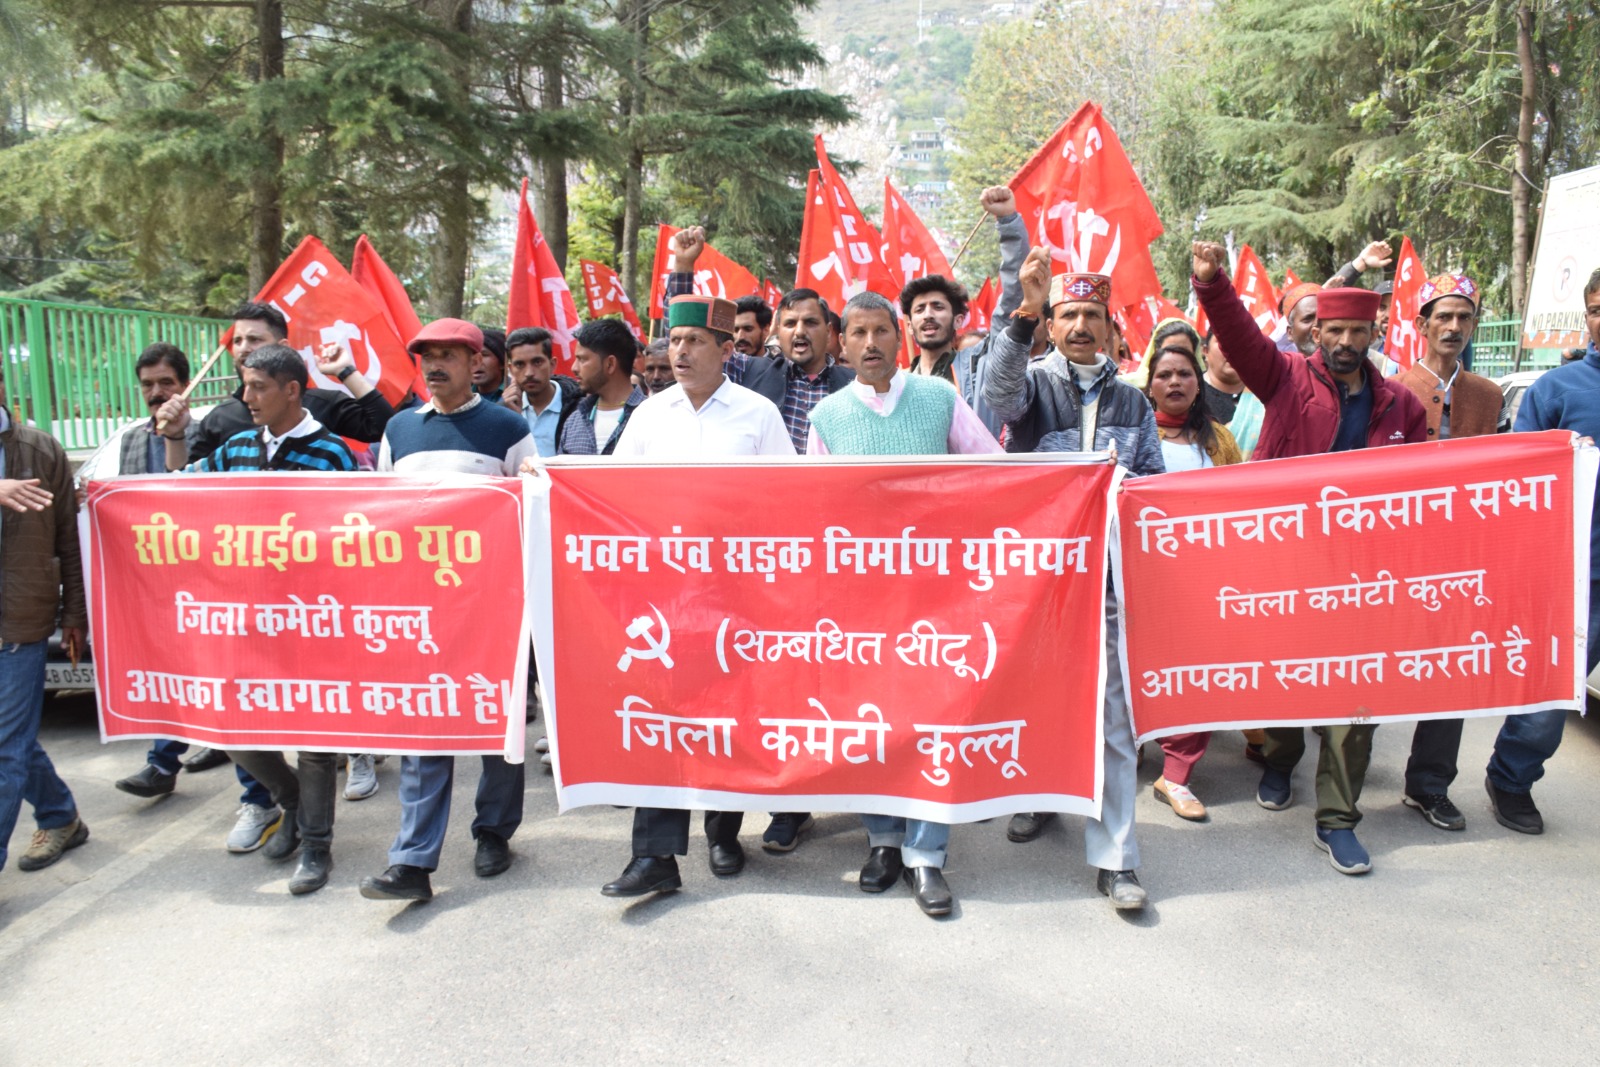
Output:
[155, 343, 228, 435]
[948, 214, 990, 271]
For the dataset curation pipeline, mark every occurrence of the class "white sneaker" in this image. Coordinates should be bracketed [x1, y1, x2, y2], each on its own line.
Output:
[344, 754, 379, 800]
[226, 803, 283, 852]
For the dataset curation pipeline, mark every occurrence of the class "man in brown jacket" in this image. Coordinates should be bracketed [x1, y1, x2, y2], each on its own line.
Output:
[0, 374, 90, 873]
[1390, 272, 1505, 833]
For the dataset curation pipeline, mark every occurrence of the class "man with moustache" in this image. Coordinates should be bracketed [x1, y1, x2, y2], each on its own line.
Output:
[637, 339, 675, 396]
[1193, 240, 1426, 876]
[1387, 273, 1503, 833]
[732, 296, 778, 360]
[665, 227, 853, 458]
[360, 319, 539, 903]
[984, 249, 1163, 911]
[806, 290, 1000, 917]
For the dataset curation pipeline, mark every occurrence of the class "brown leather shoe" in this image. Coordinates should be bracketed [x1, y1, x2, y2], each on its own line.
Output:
[1154, 777, 1207, 821]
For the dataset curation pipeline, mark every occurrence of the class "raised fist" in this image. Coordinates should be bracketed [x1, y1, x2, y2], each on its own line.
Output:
[670, 226, 706, 272]
[979, 186, 1016, 218]
[1192, 241, 1228, 284]
[1018, 247, 1052, 317]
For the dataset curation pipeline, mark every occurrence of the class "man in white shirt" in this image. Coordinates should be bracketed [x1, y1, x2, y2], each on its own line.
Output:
[602, 295, 794, 898]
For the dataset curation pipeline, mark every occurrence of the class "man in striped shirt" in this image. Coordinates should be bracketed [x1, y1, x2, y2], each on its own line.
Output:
[153, 344, 356, 895]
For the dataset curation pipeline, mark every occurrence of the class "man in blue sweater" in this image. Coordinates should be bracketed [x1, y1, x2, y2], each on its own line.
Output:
[360, 318, 539, 903]
[1487, 266, 1600, 834]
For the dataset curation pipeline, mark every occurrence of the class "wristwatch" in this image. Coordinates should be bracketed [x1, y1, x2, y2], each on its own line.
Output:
[335, 365, 356, 381]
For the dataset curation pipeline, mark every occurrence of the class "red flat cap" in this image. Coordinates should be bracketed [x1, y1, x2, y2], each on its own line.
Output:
[408, 318, 484, 356]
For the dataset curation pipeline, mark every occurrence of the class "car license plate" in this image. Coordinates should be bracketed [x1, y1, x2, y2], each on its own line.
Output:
[45, 664, 95, 689]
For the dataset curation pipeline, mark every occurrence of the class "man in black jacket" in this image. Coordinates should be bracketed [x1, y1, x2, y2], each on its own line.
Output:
[189, 302, 396, 463]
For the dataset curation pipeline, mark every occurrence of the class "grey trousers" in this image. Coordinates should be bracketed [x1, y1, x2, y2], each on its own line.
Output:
[1086, 593, 1139, 871]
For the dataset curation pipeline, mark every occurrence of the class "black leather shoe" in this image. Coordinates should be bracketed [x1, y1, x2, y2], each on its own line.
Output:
[262, 808, 300, 861]
[1006, 811, 1054, 842]
[116, 764, 177, 798]
[1486, 776, 1544, 834]
[182, 747, 230, 773]
[708, 840, 745, 877]
[1096, 868, 1148, 911]
[859, 846, 904, 892]
[360, 864, 434, 901]
[289, 848, 332, 895]
[902, 866, 954, 916]
[602, 856, 682, 897]
[474, 829, 512, 877]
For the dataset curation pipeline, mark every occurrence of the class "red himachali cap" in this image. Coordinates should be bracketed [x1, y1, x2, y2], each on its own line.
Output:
[407, 318, 484, 356]
[1315, 288, 1382, 322]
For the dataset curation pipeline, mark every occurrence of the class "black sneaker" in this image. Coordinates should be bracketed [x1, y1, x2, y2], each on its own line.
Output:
[1486, 777, 1543, 834]
[761, 812, 814, 853]
[1403, 791, 1466, 831]
[1256, 766, 1293, 810]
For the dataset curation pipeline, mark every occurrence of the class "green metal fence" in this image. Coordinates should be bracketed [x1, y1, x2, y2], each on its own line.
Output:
[1471, 317, 1563, 378]
[0, 296, 235, 451]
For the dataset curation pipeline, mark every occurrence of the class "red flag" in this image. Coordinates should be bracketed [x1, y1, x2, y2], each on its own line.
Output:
[1007, 102, 1164, 315]
[350, 235, 427, 400]
[801, 137, 898, 305]
[508, 178, 580, 374]
[1116, 294, 1193, 368]
[882, 179, 953, 289]
[646, 224, 761, 319]
[579, 259, 645, 342]
[1283, 267, 1303, 290]
[250, 236, 415, 405]
[1385, 237, 1427, 372]
[1233, 245, 1284, 337]
[762, 278, 784, 310]
[963, 278, 997, 332]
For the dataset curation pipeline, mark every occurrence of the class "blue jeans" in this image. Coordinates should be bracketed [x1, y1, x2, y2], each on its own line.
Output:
[147, 739, 268, 807]
[861, 815, 949, 869]
[1485, 576, 1598, 793]
[0, 640, 78, 871]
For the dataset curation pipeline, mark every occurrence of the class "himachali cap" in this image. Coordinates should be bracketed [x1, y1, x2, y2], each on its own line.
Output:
[668, 295, 739, 334]
[1279, 281, 1322, 317]
[1315, 287, 1382, 322]
[408, 317, 484, 356]
[1048, 273, 1112, 308]
[1417, 272, 1480, 313]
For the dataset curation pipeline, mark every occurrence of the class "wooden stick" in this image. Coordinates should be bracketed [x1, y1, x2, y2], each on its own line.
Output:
[155, 343, 228, 435]
[948, 213, 991, 271]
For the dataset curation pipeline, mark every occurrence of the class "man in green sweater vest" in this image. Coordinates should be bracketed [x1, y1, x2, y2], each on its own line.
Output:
[807, 291, 1000, 917]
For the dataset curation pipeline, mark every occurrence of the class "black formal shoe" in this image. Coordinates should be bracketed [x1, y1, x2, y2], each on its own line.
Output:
[708, 840, 746, 877]
[859, 846, 904, 892]
[1096, 868, 1148, 911]
[116, 764, 177, 798]
[902, 866, 954, 917]
[1486, 777, 1544, 834]
[262, 808, 300, 861]
[360, 864, 434, 901]
[289, 848, 332, 895]
[182, 747, 230, 773]
[1006, 811, 1055, 843]
[602, 856, 682, 897]
[474, 829, 512, 878]
[1403, 791, 1466, 831]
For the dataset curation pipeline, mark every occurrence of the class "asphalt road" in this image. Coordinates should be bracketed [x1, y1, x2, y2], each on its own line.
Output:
[3, 694, 1598, 1065]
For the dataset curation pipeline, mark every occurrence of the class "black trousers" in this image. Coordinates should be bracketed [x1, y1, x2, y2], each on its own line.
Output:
[1405, 718, 1464, 795]
[632, 808, 743, 857]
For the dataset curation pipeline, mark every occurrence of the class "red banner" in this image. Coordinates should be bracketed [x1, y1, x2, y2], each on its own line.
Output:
[253, 236, 417, 406]
[1385, 236, 1428, 371]
[84, 474, 531, 756]
[1118, 433, 1593, 740]
[645, 224, 761, 320]
[531, 458, 1117, 820]
[579, 259, 645, 341]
